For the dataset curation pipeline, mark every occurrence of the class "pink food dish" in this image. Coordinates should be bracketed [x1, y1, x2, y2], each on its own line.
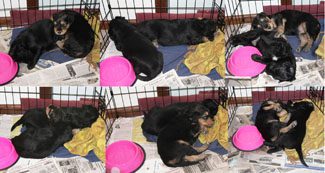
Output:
[106, 140, 145, 173]
[227, 46, 266, 77]
[232, 125, 265, 151]
[0, 52, 18, 85]
[0, 137, 19, 170]
[100, 56, 136, 86]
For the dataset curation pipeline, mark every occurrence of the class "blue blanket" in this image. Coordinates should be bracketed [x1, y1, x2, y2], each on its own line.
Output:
[158, 45, 222, 80]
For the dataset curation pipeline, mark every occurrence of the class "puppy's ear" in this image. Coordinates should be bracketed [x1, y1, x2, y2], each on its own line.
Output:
[52, 13, 59, 21]
[67, 14, 75, 24]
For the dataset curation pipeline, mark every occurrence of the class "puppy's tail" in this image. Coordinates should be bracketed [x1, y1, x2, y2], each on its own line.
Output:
[11, 118, 24, 131]
[296, 145, 308, 167]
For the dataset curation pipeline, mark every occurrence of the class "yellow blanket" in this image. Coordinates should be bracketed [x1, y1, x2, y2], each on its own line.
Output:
[282, 99, 324, 162]
[315, 36, 324, 59]
[198, 105, 228, 150]
[184, 30, 225, 78]
[64, 117, 106, 162]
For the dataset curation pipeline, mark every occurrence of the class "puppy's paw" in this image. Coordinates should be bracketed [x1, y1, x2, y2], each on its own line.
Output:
[203, 154, 212, 159]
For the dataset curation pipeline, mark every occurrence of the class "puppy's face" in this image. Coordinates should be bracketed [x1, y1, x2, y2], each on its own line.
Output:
[252, 12, 276, 31]
[190, 104, 215, 133]
[52, 12, 74, 35]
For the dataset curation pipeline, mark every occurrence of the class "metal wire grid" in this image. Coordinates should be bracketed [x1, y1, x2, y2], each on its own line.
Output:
[0, 86, 106, 117]
[224, 0, 323, 55]
[228, 86, 325, 126]
[105, 86, 228, 142]
[0, 0, 99, 31]
[100, 0, 225, 58]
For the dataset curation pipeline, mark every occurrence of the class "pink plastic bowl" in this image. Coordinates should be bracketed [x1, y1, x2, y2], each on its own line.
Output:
[106, 140, 145, 173]
[0, 52, 18, 85]
[0, 137, 19, 170]
[232, 125, 264, 151]
[100, 56, 136, 86]
[227, 46, 266, 77]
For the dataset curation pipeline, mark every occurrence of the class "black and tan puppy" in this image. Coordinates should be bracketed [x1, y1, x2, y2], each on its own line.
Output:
[47, 104, 99, 129]
[255, 100, 297, 143]
[141, 99, 219, 136]
[52, 10, 95, 58]
[230, 29, 296, 82]
[252, 10, 321, 52]
[157, 104, 215, 167]
[9, 19, 57, 69]
[265, 101, 314, 167]
[11, 121, 73, 159]
[137, 18, 217, 46]
[109, 16, 163, 81]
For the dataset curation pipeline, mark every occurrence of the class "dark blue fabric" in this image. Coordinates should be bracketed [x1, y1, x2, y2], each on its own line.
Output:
[252, 103, 262, 123]
[287, 18, 324, 60]
[11, 27, 73, 64]
[158, 45, 222, 80]
[142, 130, 228, 155]
[19, 127, 99, 162]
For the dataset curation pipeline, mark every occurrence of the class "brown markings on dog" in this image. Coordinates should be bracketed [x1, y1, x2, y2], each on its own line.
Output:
[53, 14, 71, 36]
[297, 22, 312, 52]
[279, 120, 297, 133]
[184, 154, 210, 162]
[177, 140, 191, 146]
[275, 18, 287, 39]
[193, 144, 209, 153]
[167, 158, 179, 165]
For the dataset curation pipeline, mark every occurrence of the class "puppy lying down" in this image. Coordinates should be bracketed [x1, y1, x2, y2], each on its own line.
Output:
[11, 105, 99, 158]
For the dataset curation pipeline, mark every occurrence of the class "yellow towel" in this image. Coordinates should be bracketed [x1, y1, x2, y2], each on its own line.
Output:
[315, 36, 324, 59]
[198, 105, 228, 150]
[184, 30, 225, 78]
[83, 10, 101, 66]
[64, 117, 106, 162]
[282, 99, 324, 162]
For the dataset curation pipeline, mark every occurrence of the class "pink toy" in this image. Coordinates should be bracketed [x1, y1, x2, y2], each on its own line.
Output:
[227, 46, 266, 77]
[0, 137, 19, 170]
[106, 140, 145, 173]
[0, 52, 18, 85]
[100, 56, 136, 86]
[232, 125, 264, 151]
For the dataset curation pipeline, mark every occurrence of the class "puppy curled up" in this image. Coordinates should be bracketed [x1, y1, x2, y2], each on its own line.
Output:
[109, 16, 164, 81]
[52, 10, 95, 58]
[230, 29, 296, 82]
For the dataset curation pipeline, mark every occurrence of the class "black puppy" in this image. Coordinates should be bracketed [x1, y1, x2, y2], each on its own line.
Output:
[255, 100, 297, 143]
[265, 101, 314, 167]
[157, 104, 214, 167]
[109, 16, 164, 81]
[52, 10, 95, 58]
[252, 10, 321, 52]
[47, 104, 99, 129]
[9, 19, 57, 69]
[11, 108, 50, 131]
[230, 29, 296, 82]
[141, 99, 219, 136]
[11, 121, 73, 158]
[137, 18, 217, 46]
